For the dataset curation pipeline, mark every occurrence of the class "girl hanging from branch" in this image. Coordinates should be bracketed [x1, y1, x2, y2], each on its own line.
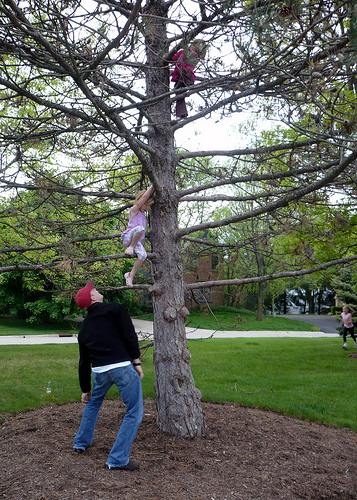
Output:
[121, 185, 154, 287]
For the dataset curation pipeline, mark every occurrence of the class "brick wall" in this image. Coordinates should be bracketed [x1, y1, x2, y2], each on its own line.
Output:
[184, 254, 224, 308]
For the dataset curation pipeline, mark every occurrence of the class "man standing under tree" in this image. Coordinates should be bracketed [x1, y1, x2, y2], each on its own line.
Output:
[73, 281, 143, 471]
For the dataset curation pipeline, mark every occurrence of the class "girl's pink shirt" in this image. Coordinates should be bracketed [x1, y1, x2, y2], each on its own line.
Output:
[121, 207, 147, 244]
[171, 49, 198, 82]
[341, 311, 353, 328]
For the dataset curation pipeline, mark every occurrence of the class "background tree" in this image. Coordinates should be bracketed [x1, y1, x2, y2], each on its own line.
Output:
[332, 265, 357, 312]
[1, 0, 357, 436]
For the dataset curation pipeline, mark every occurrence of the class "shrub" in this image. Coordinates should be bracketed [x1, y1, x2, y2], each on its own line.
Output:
[24, 296, 73, 324]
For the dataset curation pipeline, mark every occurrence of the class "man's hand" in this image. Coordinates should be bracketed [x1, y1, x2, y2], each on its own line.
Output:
[134, 364, 144, 379]
[81, 391, 91, 403]
[132, 359, 144, 379]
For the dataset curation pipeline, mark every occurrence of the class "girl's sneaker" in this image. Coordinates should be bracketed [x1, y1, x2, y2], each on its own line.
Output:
[355, 342, 357, 349]
[124, 272, 133, 287]
[343, 343, 348, 349]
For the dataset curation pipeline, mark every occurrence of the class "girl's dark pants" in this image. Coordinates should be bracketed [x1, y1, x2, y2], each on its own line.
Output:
[174, 69, 194, 118]
[342, 326, 356, 342]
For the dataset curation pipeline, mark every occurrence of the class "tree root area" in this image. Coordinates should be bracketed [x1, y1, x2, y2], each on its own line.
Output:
[1, 399, 356, 500]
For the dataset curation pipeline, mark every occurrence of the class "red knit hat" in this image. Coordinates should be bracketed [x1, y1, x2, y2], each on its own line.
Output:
[75, 281, 94, 309]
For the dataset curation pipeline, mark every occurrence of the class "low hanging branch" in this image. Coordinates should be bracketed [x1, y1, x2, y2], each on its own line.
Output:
[0, 232, 125, 254]
[5, 252, 357, 295]
[186, 254, 357, 291]
[0, 252, 154, 279]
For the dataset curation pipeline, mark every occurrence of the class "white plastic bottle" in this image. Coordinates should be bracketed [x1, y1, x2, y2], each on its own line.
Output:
[46, 381, 52, 398]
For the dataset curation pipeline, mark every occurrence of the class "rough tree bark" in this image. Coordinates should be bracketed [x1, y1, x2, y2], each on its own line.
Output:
[144, 0, 205, 436]
[151, 194, 205, 436]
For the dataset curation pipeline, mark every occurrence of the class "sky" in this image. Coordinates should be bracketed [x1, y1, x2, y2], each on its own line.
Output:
[176, 115, 244, 152]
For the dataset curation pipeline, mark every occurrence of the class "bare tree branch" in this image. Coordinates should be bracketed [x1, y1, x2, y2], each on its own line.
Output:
[186, 255, 357, 290]
[178, 150, 357, 237]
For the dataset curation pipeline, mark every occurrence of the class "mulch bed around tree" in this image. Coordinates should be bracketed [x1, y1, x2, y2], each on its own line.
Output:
[1, 399, 356, 500]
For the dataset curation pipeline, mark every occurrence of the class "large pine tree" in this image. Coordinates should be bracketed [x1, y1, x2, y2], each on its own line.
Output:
[1, 1, 357, 435]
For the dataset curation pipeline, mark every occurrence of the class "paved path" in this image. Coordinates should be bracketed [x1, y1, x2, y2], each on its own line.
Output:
[282, 314, 339, 334]
[0, 318, 338, 345]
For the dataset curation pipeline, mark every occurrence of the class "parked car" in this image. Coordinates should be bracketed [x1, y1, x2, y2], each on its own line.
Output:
[286, 301, 301, 314]
[320, 305, 331, 314]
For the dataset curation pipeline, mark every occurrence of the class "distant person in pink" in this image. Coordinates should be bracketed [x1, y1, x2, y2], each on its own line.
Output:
[171, 40, 207, 119]
[121, 185, 154, 287]
[340, 305, 357, 349]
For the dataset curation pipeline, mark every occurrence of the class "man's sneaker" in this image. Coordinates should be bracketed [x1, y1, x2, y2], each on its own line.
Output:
[73, 447, 86, 453]
[343, 343, 348, 349]
[106, 459, 140, 471]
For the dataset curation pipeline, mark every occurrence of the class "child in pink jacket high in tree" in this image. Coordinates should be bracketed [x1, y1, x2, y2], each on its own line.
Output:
[121, 185, 154, 287]
[171, 40, 207, 119]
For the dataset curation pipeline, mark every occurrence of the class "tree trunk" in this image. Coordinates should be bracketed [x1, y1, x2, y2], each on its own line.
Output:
[256, 282, 264, 321]
[151, 197, 205, 436]
[144, 0, 205, 436]
[255, 253, 267, 321]
[233, 286, 243, 309]
[283, 291, 287, 314]
[306, 289, 314, 314]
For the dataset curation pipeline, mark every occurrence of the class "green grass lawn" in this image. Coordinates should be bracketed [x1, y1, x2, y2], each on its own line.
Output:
[186, 311, 319, 331]
[0, 316, 77, 336]
[0, 307, 322, 335]
[136, 306, 321, 331]
[1, 337, 356, 432]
